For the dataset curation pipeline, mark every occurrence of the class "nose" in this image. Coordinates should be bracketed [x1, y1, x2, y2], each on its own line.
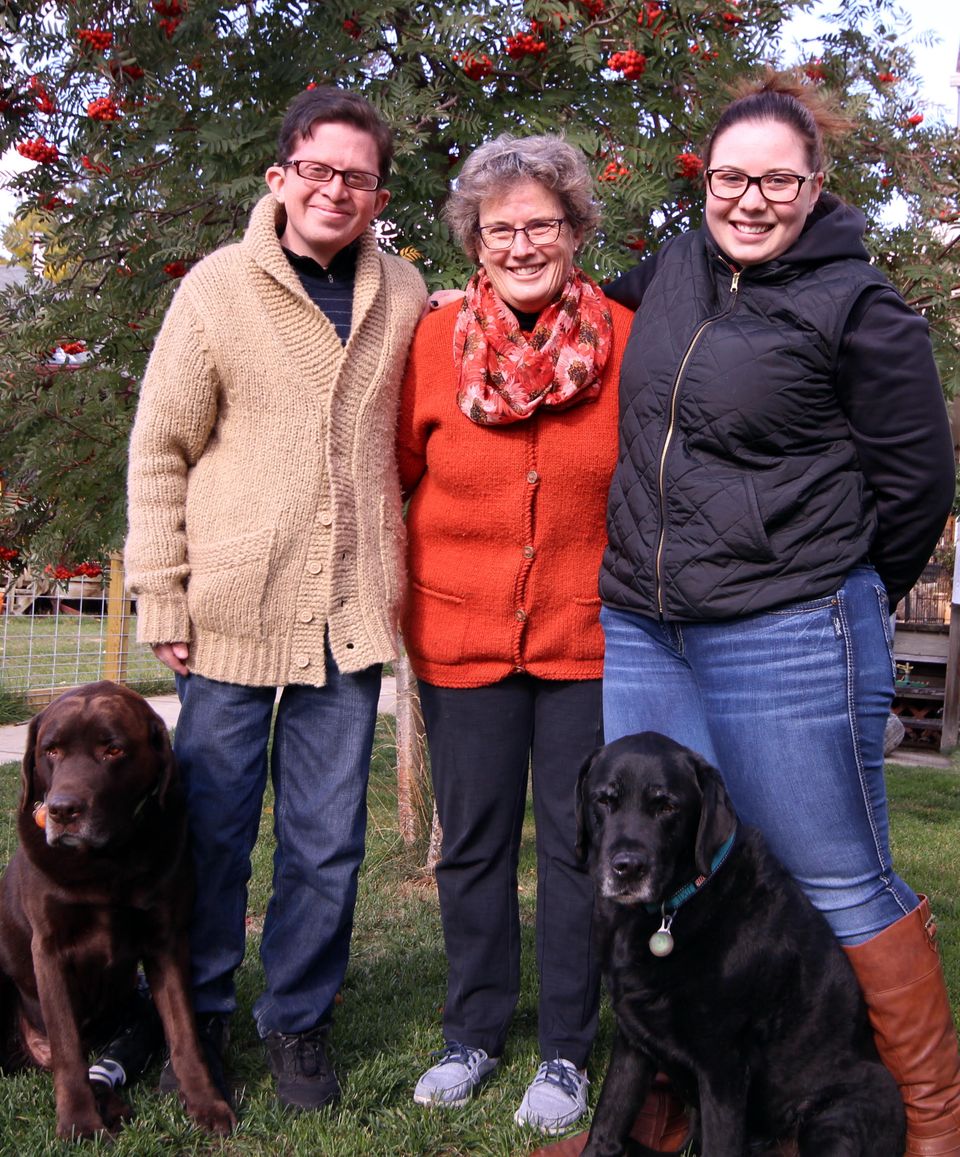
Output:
[610, 849, 647, 881]
[46, 792, 87, 828]
[737, 181, 768, 210]
[509, 228, 536, 256]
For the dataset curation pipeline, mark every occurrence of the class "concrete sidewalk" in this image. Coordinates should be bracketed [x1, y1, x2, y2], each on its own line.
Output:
[0, 678, 398, 765]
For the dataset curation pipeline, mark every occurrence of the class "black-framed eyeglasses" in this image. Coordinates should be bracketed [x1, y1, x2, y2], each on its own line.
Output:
[705, 169, 816, 204]
[477, 218, 566, 251]
[282, 159, 383, 191]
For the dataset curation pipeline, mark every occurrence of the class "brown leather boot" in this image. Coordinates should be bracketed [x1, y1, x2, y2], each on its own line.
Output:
[527, 1076, 690, 1156]
[844, 896, 960, 1156]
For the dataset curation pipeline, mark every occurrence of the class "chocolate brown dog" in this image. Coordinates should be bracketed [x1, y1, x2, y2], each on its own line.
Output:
[0, 681, 235, 1141]
[577, 731, 905, 1156]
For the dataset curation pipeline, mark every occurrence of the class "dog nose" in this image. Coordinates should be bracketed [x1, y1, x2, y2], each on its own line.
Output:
[45, 795, 87, 828]
[610, 850, 646, 879]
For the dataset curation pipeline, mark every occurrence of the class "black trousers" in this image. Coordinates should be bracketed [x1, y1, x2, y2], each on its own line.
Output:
[418, 675, 602, 1068]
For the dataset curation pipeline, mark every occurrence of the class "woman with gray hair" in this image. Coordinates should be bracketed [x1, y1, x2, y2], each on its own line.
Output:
[396, 134, 635, 1135]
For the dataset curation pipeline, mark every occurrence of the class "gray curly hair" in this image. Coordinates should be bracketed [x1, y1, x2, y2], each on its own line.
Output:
[445, 133, 601, 264]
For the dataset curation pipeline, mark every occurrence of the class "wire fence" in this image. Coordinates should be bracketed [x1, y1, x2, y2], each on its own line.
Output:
[1, 556, 172, 707]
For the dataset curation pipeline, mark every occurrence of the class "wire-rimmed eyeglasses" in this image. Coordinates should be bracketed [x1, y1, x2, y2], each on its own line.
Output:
[281, 159, 383, 191]
[705, 169, 816, 204]
[477, 218, 566, 251]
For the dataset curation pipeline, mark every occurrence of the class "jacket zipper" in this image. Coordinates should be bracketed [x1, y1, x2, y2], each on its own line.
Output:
[654, 259, 742, 616]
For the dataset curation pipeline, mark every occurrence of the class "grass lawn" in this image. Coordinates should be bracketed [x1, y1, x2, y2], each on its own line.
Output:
[0, 724, 957, 1155]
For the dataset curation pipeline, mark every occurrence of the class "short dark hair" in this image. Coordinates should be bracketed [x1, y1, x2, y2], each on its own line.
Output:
[276, 87, 394, 181]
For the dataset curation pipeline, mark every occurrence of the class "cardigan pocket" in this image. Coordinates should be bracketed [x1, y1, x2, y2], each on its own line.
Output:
[404, 580, 468, 666]
[186, 526, 275, 640]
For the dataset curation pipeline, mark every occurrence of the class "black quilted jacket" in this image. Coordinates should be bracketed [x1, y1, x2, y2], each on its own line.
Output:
[602, 194, 955, 618]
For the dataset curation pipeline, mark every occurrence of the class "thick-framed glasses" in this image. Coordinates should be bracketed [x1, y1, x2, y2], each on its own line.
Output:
[477, 218, 566, 251]
[705, 169, 815, 204]
[282, 159, 383, 191]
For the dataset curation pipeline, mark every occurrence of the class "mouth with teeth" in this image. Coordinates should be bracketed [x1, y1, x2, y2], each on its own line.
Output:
[731, 222, 773, 235]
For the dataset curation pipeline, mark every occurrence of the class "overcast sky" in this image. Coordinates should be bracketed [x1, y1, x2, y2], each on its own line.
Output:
[2, 0, 959, 254]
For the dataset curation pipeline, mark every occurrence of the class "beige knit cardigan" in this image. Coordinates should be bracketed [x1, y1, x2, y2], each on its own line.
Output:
[125, 193, 427, 687]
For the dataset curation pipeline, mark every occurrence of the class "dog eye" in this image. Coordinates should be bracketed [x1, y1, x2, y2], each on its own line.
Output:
[103, 745, 125, 758]
[44, 745, 62, 759]
[591, 789, 618, 808]
[650, 796, 679, 816]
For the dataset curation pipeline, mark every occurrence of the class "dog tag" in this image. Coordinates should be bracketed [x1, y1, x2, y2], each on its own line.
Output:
[649, 911, 675, 957]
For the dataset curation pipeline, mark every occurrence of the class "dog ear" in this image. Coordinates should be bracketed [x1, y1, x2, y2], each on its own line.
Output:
[692, 752, 737, 877]
[20, 706, 47, 813]
[574, 748, 601, 862]
[147, 711, 178, 807]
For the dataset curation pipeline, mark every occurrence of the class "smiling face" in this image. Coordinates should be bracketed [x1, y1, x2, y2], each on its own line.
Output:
[704, 118, 823, 266]
[477, 179, 581, 314]
[266, 120, 390, 268]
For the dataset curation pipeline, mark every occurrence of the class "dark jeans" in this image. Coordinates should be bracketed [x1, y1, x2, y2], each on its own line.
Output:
[173, 652, 381, 1037]
[419, 675, 603, 1068]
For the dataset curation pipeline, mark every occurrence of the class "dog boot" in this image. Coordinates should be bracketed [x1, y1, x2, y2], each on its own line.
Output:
[844, 896, 960, 1155]
[527, 1076, 690, 1156]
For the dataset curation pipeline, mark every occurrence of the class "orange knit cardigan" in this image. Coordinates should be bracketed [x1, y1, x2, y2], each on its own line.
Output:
[397, 295, 634, 688]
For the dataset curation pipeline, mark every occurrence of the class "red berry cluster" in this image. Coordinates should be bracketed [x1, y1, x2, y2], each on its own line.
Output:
[637, 2, 666, 33]
[581, 0, 605, 16]
[599, 160, 630, 182]
[675, 151, 703, 180]
[506, 31, 547, 59]
[81, 155, 111, 174]
[343, 17, 361, 38]
[72, 560, 103, 578]
[454, 51, 493, 81]
[877, 71, 898, 84]
[77, 28, 114, 51]
[109, 59, 145, 80]
[164, 261, 187, 278]
[803, 60, 826, 82]
[17, 136, 58, 164]
[609, 50, 646, 79]
[28, 76, 55, 114]
[689, 43, 719, 59]
[626, 236, 647, 252]
[0, 547, 19, 563]
[60, 340, 87, 355]
[905, 113, 923, 126]
[88, 96, 120, 121]
[152, 0, 184, 38]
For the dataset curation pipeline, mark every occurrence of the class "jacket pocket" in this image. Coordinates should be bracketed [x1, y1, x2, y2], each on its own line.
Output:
[402, 580, 467, 667]
[186, 526, 275, 640]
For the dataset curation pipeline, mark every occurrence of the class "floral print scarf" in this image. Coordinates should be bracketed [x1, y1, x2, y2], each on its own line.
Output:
[453, 266, 613, 425]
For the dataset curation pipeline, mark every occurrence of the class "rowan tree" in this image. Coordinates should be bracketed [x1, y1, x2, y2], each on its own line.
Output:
[0, 0, 957, 565]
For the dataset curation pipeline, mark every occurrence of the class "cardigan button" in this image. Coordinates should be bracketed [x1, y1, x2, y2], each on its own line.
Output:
[294, 653, 310, 669]
[306, 561, 323, 575]
[515, 608, 527, 622]
[522, 545, 535, 559]
[526, 470, 539, 484]
[319, 512, 333, 526]
[298, 610, 314, 623]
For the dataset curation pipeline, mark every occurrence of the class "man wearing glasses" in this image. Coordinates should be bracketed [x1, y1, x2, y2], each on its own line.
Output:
[123, 87, 426, 1114]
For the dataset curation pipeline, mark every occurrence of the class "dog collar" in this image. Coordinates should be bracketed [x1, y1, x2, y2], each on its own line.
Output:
[646, 826, 738, 958]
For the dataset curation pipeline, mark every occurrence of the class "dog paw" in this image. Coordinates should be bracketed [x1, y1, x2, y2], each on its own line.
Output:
[55, 1111, 115, 1142]
[188, 1096, 237, 1136]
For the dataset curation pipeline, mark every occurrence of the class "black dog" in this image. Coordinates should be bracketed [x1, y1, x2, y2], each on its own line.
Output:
[576, 731, 905, 1156]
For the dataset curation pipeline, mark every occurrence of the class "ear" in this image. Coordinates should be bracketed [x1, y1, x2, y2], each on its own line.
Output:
[692, 751, 737, 877]
[574, 748, 600, 863]
[147, 712, 178, 807]
[20, 707, 47, 813]
[265, 163, 288, 201]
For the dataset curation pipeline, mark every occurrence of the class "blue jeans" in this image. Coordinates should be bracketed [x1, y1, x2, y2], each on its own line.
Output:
[601, 566, 917, 945]
[173, 652, 381, 1037]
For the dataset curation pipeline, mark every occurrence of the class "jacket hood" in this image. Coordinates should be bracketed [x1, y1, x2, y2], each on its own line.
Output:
[705, 192, 871, 274]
